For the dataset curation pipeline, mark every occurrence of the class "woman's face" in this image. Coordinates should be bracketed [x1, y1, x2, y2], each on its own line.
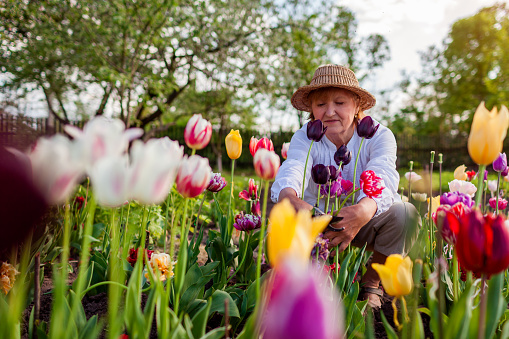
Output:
[310, 88, 359, 137]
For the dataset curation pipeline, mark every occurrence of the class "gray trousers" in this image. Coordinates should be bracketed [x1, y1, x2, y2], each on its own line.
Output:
[351, 202, 421, 256]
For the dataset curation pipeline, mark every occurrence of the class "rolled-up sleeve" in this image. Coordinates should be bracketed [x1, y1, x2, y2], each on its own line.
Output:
[271, 129, 313, 202]
[356, 127, 400, 216]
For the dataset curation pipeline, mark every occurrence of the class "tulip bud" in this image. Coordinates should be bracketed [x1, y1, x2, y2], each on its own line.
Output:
[207, 173, 227, 192]
[334, 144, 352, 167]
[357, 116, 380, 139]
[493, 153, 507, 173]
[359, 170, 384, 199]
[176, 155, 212, 198]
[254, 149, 280, 180]
[249, 137, 259, 156]
[248, 178, 258, 199]
[311, 164, 330, 185]
[468, 102, 509, 165]
[184, 114, 212, 150]
[372, 254, 413, 298]
[281, 142, 290, 160]
[225, 130, 242, 159]
[411, 193, 427, 202]
[307, 120, 327, 142]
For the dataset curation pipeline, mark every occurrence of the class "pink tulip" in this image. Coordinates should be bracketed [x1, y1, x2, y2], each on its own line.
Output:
[261, 260, 343, 339]
[281, 142, 290, 160]
[176, 155, 211, 198]
[254, 149, 280, 180]
[249, 137, 259, 156]
[184, 114, 212, 150]
[489, 197, 508, 210]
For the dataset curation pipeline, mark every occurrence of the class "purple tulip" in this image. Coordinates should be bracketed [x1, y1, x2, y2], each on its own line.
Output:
[261, 261, 343, 339]
[311, 164, 330, 185]
[307, 119, 327, 142]
[357, 116, 380, 139]
[440, 191, 474, 208]
[251, 200, 261, 216]
[334, 144, 352, 167]
[207, 173, 227, 192]
[328, 165, 340, 181]
[493, 153, 507, 173]
[233, 212, 261, 232]
[484, 170, 488, 181]
[320, 179, 342, 198]
[502, 167, 509, 177]
[311, 234, 330, 262]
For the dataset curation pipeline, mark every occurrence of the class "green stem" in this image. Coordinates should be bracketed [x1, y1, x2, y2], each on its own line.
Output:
[453, 250, 459, 301]
[475, 165, 486, 208]
[316, 184, 321, 208]
[108, 208, 122, 339]
[164, 192, 172, 252]
[325, 183, 332, 213]
[256, 180, 270, 300]
[478, 275, 487, 339]
[334, 245, 340, 285]
[496, 172, 501, 215]
[335, 188, 362, 215]
[302, 140, 314, 198]
[351, 138, 365, 205]
[227, 159, 236, 241]
[60, 200, 71, 297]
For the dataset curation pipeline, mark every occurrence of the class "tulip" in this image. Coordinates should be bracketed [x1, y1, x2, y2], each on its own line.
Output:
[267, 199, 331, 268]
[175, 155, 212, 198]
[334, 144, 352, 167]
[249, 137, 259, 156]
[372, 254, 413, 298]
[128, 138, 183, 205]
[456, 210, 509, 277]
[0, 262, 19, 295]
[251, 137, 274, 156]
[502, 167, 509, 177]
[357, 116, 380, 139]
[453, 165, 468, 180]
[487, 180, 498, 193]
[359, 170, 384, 199]
[127, 248, 154, 268]
[427, 196, 441, 216]
[251, 200, 261, 215]
[489, 197, 508, 210]
[64, 116, 143, 170]
[281, 142, 290, 160]
[320, 179, 342, 198]
[89, 155, 130, 207]
[261, 260, 343, 339]
[184, 114, 212, 150]
[328, 165, 339, 181]
[311, 234, 330, 262]
[440, 191, 474, 208]
[468, 102, 509, 165]
[253, 149, 280, 180]
[233, 212, 261, 232]
[411, 192, 427, 202]
[307, 119, 327, 142]
[29, 135, 84, 204]
[146, 253, 175, 281]
[311, 164, 330, 185]
[435, 207, 461, 244]
[341, 178, 353, 195]
[225, 130, 242, 159]
[404, 171, 422, 184]
[207, 173, 227, 192]
[493, 153, 507, 173]
[466, 170, 477, 181]
[448, 179, 477, 197]
[249, 178, 258, 199]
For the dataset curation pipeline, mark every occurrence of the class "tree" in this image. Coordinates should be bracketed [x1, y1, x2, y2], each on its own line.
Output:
[1, 0, 389, 133]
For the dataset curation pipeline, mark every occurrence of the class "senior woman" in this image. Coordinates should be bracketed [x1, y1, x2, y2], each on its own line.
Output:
[270, 64, 419, 308]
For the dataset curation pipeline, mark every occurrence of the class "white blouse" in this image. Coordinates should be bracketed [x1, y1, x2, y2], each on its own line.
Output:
[271, 120, 401, 216]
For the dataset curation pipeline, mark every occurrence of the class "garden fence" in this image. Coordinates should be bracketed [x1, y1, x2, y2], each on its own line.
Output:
[0, 113, 489, 171]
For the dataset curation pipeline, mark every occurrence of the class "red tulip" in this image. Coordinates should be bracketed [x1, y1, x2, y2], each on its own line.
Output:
[456, 210, 509, 277]
[359, 170, 384, 198]
[254, 149, 280, 180]
[184, 114, 212, 150]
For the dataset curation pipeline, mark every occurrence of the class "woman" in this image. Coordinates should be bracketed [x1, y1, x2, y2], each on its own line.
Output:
[270, 64, 419, 308]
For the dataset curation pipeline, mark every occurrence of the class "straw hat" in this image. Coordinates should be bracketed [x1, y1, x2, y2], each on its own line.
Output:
[291, 64, 376, 112]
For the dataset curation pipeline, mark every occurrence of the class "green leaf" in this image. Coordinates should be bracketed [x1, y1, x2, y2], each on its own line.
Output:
[191, 300, 212, 338]
[337, 251, 353, 293]
[485, 273, 506, 339]
[444, 282, 473, 339]
[79, 315, 102, 339]
[210, 290, 240, 318]
[380, 310, 398, 339]
[410, 309, 425, 339]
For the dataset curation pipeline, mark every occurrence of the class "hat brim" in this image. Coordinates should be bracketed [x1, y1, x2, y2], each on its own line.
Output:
[291, 83, 376, 113]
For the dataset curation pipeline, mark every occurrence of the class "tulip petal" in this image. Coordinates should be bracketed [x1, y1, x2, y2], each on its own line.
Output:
[372, 263, 397, 297]
[395, 257, 413, 296]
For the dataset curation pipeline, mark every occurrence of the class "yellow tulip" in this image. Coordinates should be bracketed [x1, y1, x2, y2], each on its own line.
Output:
[453, 165, 467, 181]
[427, 195, 440, 216]
[267, 199, 331, 269]
[468, 102, 509, 165]
[372, 254, 413, 298]
[225, 129, 242, 159]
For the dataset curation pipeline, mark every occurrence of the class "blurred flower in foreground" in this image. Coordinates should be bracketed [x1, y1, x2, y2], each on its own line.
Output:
[89, 155, 130, 207]
[404, 171, 422, 183]
[456, 210, 509, 277]
[453, 165, 468, 181]
[281, 142, 290, 160]
[440, 191, 474, 208]
[254, 149, 280, 180]
[267, 199, 331, 269]
[468, 102, 509, 165]
[489, 197, 508, 210]
[175, 155, 212, 198]
[372, 254, 413, 298]
[360, 170, 384, 199]
[225, 130, 242, 159]
[0, 262, 19, 295]
[448, 179, 477, 197]
[411, 193, 427, 202]
[184, 114, 212, 150]
[207, 173, 227, 193]
[146, 253, 175, 282]
[261, 260, 343, 339]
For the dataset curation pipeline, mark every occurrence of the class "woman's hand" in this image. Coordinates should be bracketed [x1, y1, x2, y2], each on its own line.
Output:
[278, 187, 313, 212]
[323, 198, 377, 253]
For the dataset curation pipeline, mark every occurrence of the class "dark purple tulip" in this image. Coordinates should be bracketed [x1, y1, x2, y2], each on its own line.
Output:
[334, 145, 352, 167]
[311, 164, 330, 185]
[233, 212, 261, 232]
[328, 165, 339, 181]
[441, 192, 474, 208]
[493, 153, 507, 173]
[307, 120, 327, 142]
[207, 173, 227, 192]
[357, 116, 380, 139]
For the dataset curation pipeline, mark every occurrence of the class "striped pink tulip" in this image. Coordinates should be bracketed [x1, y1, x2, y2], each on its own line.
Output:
[176, 155, 211, 198]
[184, 114, 212, 150]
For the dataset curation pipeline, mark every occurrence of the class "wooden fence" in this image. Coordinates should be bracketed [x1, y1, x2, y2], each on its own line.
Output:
[0, 113, 489, 171]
